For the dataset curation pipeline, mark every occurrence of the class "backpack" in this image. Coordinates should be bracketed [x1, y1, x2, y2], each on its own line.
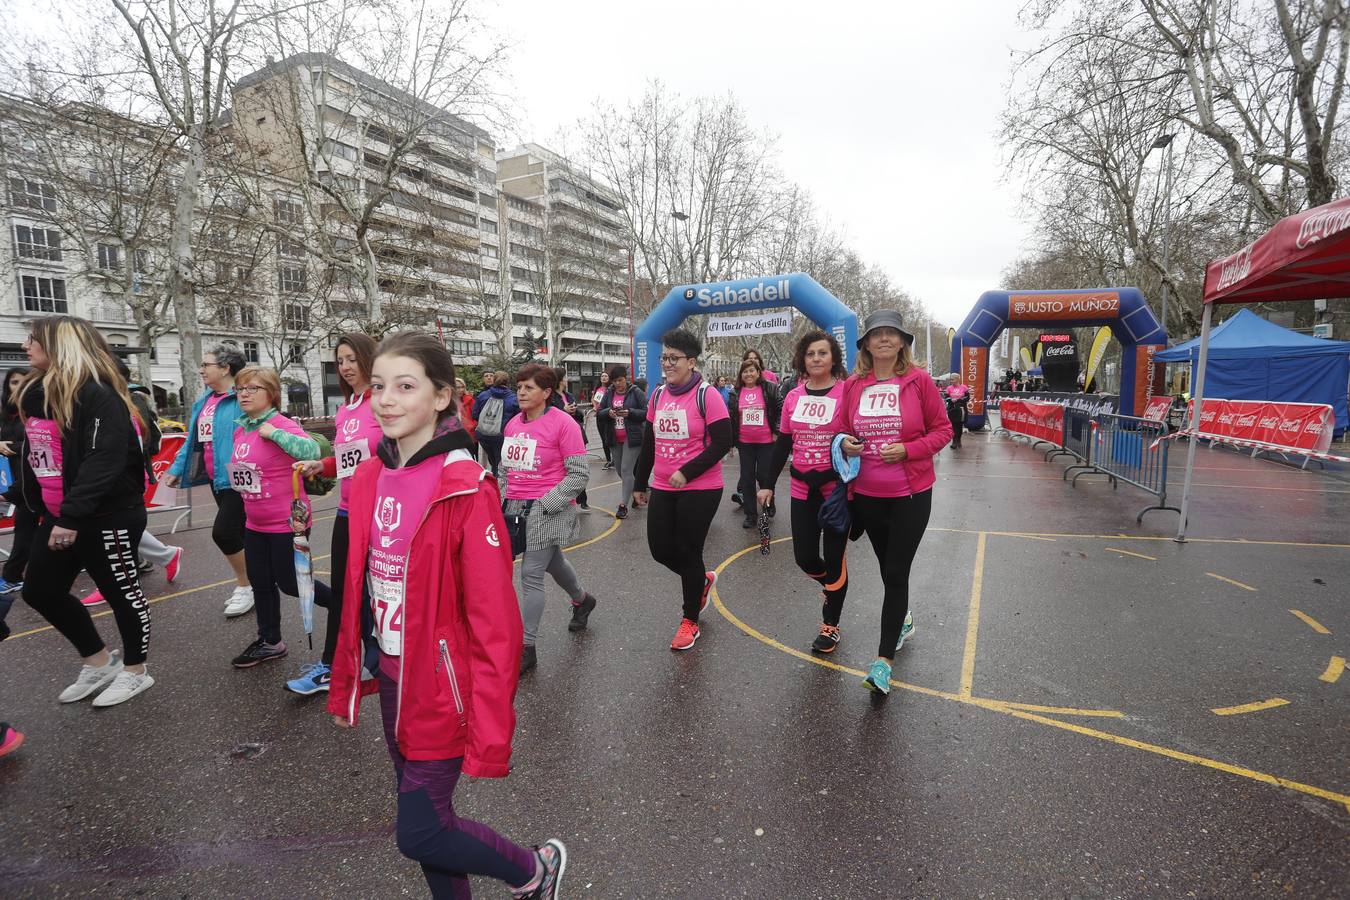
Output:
[303, 431, 337, 496]
[478, 395, 506, 437]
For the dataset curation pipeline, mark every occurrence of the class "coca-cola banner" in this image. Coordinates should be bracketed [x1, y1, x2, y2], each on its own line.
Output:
[1143, 397, 1172, 422]
[1000, 400, 1065, 446]
[1205, 196, 1350, 304]
[990, 392, 1119, 417]
[1187, 398, 1334, 454]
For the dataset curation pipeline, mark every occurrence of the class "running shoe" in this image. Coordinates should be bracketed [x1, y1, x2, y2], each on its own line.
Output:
[0, 578, 22, 595]
[863, 659, 892, 695]
[568, 593, 597, 632]
[670, 618, 700, 651]
[895, 610, 915, 654]
[285, 662, 332, 695]
[92, 668, 155, 707]
[742, 514, 756, 529]
[136, 558, 154, 574]
[519, 644, 537, 675]
[700, 571, 717, 615]
[615, 504, 628, 520]
[164, 547, 184, 583]
[0, 722, 24, 758]
[513, 839, 567, 899]
[81, 590, 106, 607]
[232, 639, 288, 668]
[730, 492, 742, 507]
[224, 586, 255, 618]
[811, 623, 840, 654]
[58, 650, 124, 703]
[603, 461, 614, 470]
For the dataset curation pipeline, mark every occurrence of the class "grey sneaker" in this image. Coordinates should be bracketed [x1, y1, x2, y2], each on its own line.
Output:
[92, 668, 155, 707]
[59, 650, 124, 703]
[232, 638, 288, 668]
[895, 610, 915, 654]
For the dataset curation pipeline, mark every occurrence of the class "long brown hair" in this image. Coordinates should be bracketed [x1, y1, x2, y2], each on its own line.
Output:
[20, 316, 141, 430]
[375, 331, 458, 419]
[335, 332, 377, 401]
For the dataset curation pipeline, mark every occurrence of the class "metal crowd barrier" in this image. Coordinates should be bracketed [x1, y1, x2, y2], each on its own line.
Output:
[1060, 408, 1108, 485]
[1089, 413, 1180, 524]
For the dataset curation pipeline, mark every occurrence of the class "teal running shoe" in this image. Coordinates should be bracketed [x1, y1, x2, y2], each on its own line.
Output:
[863, 659, 892, 694]
[895, 610, 915, 654]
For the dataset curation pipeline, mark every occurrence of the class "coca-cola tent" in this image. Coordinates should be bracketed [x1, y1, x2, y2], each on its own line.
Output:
[1177, 195, 1350, 541]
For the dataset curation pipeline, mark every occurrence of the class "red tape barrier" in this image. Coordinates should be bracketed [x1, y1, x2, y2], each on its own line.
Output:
[999, 399, 1065, 446]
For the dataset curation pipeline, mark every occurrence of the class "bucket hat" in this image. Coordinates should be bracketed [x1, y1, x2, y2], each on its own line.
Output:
[857, 310, 915, 349]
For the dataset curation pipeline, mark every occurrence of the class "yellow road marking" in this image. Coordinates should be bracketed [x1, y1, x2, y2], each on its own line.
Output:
[985, 700, 1124, 718]
[1211, 698, 1291, 716]
[1000, 533, 1057, 542]
[1106, 547, 1156, 560]
[1205, 572, 1256, 591]
[927, 527, 1350, 550]
[1290, 609, 1332, 635]
[1319, 657, 1345, 684]
[709, 542, 1350, 814]
[959, 532, 987, 698]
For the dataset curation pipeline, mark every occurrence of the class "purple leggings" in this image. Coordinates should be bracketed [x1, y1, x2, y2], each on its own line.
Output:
[379, 674, 536, 898]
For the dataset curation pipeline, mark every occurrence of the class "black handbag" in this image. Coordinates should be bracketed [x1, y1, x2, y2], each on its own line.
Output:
[503, 499, 534, 558]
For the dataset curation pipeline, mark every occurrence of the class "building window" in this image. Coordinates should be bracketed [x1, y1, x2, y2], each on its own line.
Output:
[14, 225, 61, 261]
[450, 339, 485, 357]
[243, 341, 260, 363]
[279, 265, 307, 293]
[274, 196, 304, 225]
[277, 236, 304, 259]
[284, 302, 310, 331]
[480, 243, 499, 259]
[240, 305, 258, 329]
[7, 177, 56, 213]
[97, 243, 122, 271]
[20, 274, 68, 313]
[480, 218, 497, 235]
[134, 249, 150, 274]
[287, 342, 305, 364]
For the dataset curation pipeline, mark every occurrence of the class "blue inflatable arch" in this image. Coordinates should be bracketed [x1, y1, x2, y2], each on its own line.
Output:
[633, 274, 858, 385]
[948, 288, 1167, 430]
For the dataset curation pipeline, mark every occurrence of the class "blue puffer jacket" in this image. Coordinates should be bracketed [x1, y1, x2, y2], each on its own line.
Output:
[167, 389, 243, 491]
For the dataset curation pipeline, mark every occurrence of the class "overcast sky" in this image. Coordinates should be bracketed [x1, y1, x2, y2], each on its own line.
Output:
[484, 0, 1037, 326]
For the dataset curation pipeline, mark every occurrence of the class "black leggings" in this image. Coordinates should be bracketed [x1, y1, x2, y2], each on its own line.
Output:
[2, 501, 38, 583]
[22, 508, 151, 664]
[480, 437, 503, 477]
[736, 443, 775, 516]
[211, 487, 246, 556]
[852, 490, 932, 659]
[244, 528, 332, 645]
[321, 513, 349, 666]
[647, 488, 722, 621]
[791, 489, 849, 626]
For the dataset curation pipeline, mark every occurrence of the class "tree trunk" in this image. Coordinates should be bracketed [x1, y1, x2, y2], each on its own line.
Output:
[170, 134, 206, 407]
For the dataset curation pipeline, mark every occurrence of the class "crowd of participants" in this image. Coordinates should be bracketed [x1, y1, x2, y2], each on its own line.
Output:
[0, 306, 959, 897]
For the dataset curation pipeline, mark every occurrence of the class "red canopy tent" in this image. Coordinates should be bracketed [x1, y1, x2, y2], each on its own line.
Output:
[1177, 195, 1350, 540]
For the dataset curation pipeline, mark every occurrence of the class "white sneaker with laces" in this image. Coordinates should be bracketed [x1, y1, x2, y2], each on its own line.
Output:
[224, 586, 255, 618]
[58, 650, 124, 703]
[92, 668, 155, 707]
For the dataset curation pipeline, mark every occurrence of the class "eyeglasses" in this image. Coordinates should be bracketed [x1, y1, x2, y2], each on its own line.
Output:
[659, 354, 688, 366]
[236, 385, 265, 396]
[199, 363, 222, 371]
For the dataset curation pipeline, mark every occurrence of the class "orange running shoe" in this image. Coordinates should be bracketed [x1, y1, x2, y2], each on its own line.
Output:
[670, 618, 700, 651]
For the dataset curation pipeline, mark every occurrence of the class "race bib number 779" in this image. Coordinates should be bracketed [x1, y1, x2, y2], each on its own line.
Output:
[858, 385, 901, 418]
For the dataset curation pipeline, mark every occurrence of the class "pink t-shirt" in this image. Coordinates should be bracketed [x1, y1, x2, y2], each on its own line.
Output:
[333, 391, 382, 512]
[501, 406, 585, 500]
[370, 452, 445, 679]
[736, 386, 773, 444]
[230, 414, 312, 533]
[25, 416, 64, 515]
[850, 374, 913, 499]
[780, 380, 849, 501]
[647, 382, 730, 492]
[197, 392, 226, 476]
[762, 369, 780, 383]
[610, 390, 630, 441]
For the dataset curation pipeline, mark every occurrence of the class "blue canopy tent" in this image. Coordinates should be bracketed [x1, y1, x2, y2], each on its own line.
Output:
[1155, 308, 1350, 434]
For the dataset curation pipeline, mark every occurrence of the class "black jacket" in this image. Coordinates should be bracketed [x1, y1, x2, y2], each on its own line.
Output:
[0, 411, 38, 512]
[19, 379, 146, 527]
[728, 381, 782, 445]
[605, 384, 647, 448]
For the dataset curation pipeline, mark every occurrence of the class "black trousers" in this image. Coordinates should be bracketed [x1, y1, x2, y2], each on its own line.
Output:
[736, 442, 775, 518]
[244, 528, 331, 645]
[321, 512, 350, 666]
[480, 437, 503, 477]
[211, 487, 246, 556]
[646, 488, 722, 621]
[23, 507, 151, 664]
[852, 490, 932, 659]
[597, 419, 614, 463]
[949, 413, 964, 447]
[2, 501, 38, 583]
[791, 489, 849, 626]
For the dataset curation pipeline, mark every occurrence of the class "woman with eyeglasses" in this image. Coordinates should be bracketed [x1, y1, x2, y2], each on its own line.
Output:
[632, 329, 732, 651]
[728, 358, 781, 531]
[17, 316, 155, 707]
[164, 346, 253, 617]
[227, 366, 331, 671]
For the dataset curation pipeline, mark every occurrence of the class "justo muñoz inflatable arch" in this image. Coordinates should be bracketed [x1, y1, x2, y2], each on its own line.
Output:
[949, 288, 1167, 430]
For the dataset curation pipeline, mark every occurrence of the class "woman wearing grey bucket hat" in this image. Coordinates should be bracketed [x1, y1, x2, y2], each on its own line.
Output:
[840, 310, 952, 695]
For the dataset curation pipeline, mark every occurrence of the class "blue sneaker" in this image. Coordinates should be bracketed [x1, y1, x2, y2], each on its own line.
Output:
[285, 661, 331, 695]
[0, 579, 23, 595]
[863, 659, 892, 695]
[895, 610, 915, 654]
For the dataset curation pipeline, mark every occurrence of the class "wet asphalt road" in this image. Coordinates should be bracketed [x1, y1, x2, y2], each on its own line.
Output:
[1, 426, 1346, 898]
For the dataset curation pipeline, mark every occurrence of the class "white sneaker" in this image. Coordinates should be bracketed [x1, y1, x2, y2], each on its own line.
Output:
[224, 586, 255, 618]
[58, 650, 124, 703]
[92, 668, 155, 707]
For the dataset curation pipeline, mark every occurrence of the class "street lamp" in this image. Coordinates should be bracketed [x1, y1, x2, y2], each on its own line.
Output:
[671, 210, 693, 283]
[1150, 133, 1175, 344]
